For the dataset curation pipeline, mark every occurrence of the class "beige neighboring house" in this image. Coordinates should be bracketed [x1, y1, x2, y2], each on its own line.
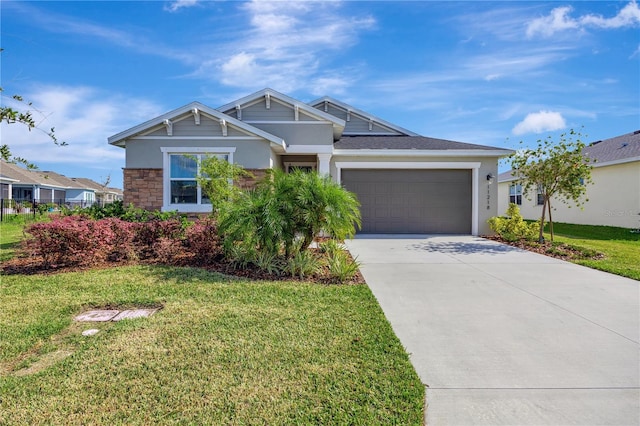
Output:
[108, 88, 513, 235]
[498, 130, 640, 229]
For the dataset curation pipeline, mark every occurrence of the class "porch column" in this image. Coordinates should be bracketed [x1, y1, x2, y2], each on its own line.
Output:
[317, 153, 332, 176]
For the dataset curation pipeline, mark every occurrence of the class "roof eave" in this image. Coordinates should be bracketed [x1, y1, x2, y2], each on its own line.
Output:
[108, 101, 287, 151]
[332, 149, 514, 157]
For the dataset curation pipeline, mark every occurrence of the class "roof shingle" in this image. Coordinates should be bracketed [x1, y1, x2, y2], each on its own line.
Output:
[334, 135, 509, 151]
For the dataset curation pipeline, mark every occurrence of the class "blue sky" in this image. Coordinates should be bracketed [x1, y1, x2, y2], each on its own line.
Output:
[2, 0, 639, 189]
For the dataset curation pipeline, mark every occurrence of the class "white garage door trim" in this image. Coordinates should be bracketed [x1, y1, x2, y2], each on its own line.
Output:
[334, 161, 481, 235]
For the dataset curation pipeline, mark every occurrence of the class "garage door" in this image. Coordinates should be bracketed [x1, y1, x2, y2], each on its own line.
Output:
[341, 169, 472, 234]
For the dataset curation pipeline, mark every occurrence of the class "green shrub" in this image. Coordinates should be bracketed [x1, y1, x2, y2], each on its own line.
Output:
[286, 248, 321, 279]
[219, 169, 361, 259]
[488, 203, 538, 242]
[318, 239, 343, 257]
[253, 251, 284, 276]
[327, 251, 361, 283]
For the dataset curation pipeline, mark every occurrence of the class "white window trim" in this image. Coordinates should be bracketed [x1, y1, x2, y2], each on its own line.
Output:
[334, 161, 481, 236]
[161, 147, 236, 213]
[509, 183, 522, 205]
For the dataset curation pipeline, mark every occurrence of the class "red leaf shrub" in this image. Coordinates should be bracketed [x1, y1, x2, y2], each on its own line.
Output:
[23, 216, 188, 267]
[24, 216, 113, 267]
[184, 218, 221, 264]
[134, 219, 185, 258]
[101, 218, 137, 261]
[154, 237, 183, 264]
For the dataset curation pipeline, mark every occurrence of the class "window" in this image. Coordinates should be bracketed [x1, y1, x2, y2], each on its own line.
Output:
[162, 148, 235, 212]
[284, 162, 316, 173]
[537, 185, 545, 205]
[509, 183, 522, 205]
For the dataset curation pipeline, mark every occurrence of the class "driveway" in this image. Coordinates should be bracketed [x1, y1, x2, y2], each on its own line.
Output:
[345, 235, 639, 425]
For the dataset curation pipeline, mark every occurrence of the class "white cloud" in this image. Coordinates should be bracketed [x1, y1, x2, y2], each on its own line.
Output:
[512, 111, 567, 135]
[526, 6, 579, 38]
[527, 1, 640, 38]
[164, 0, 199, 13]
[0, 85, 163, 167]
[580, 1, 640, 28]
[212, 0, 375, 94]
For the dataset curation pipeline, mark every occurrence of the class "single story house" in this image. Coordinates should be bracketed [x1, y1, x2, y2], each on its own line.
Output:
[498, 130, 640, 229]
[108, 88, 512, 235]
[70, 177, 124, 205]
[0, 161, 107, 206]
[0, 174, 18, 199]
[1, 160, 69, 202]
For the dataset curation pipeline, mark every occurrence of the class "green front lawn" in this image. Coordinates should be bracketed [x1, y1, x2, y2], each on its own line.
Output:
[0, 221, 27, 263]
[544, 222, 640, 280]
[0, 265, 424, 424]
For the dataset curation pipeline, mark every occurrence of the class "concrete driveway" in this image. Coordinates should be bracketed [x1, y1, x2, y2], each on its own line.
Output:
[345, 235, 639, 425]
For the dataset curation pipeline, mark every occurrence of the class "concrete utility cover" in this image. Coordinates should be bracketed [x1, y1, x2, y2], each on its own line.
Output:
[82, 329, 100, 336]
[112, 309, 158, 321]
[74, 310, 120, 322]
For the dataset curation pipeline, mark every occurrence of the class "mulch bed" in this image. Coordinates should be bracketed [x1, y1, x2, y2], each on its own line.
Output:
[484, 235, 605, 261]
[1, 249, 365, 285]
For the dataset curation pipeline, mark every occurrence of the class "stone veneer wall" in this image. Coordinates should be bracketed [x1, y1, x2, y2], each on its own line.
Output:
[237, 169, 268, 189]
[123, 168, 268, 211]
[123, 168, 163, 211]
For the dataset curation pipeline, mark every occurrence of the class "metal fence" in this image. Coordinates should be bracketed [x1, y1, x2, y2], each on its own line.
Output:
[0, 199, 99, 222]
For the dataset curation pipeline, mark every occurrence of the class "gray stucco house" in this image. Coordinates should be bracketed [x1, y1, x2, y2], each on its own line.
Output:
[108, 89, 512, 235]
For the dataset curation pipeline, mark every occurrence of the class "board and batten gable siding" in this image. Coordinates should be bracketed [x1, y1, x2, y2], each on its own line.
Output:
[125, 138, 273, 170]
[249, 122, 334, 146]
[330, 154, 500, 235]
[143, 115, 246, 138]
[221, 99, 317, 122]
[322, 104, 403, 135]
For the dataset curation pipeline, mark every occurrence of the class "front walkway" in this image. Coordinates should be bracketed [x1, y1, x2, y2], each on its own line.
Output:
[345, 235, 639, 425]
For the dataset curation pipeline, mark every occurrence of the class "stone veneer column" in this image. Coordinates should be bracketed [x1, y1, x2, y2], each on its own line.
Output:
[123, 168, 163, 211]
[237, 169, 268, 189]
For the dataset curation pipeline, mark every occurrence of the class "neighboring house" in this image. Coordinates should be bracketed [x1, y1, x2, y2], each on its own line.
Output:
[108, 88, 512, 235]
[0, 161, 68, 202]
[0, 174, 18, 199]
[498, 130, 640, 229]
[71, 177, 124, 205]
[0, 161, 120, 206]
[33, 171, 96, 206]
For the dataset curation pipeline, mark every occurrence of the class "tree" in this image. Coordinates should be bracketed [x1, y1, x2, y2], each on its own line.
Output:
[510, 129, 593, 242]
[196, 155, 252, 214]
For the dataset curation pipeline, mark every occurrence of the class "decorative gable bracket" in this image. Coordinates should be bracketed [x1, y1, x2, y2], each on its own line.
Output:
[235, 105, 242, 120]
[220, 119, 228, 136]
[192, 108, 200, 125]
[294, 104, 300, 121]
[265, 92, 271, 109]
[163, 119, 173, 136]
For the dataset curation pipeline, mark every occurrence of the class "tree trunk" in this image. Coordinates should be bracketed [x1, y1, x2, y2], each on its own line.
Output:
[538, 198, 547, 243]
[547, 199, 554, 242]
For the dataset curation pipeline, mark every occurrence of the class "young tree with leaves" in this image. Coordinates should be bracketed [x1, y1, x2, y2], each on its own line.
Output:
[1, 87, 66, 168]
[196, 155, 252, 214]
[510, 129, 593, 242]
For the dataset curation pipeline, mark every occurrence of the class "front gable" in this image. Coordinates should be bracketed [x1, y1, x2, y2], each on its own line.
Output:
[217, 89, 345, 142]
[309, 97, 418, 137]
[108, 102, 286, 152]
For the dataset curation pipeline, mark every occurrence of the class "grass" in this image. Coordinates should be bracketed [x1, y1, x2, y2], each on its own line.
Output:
[544, 222, 640, 280]
[0, 262, 424, 423]
[0, 220, 30, 263]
